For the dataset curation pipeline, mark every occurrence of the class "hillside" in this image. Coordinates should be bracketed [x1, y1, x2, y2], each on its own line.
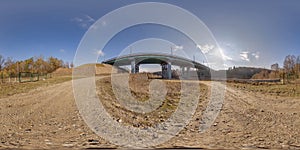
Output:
[210, 67, 269, 80]
[72, 63, 128, 77]
[52, 68, 72, 76]
[226, 67, 269, 79]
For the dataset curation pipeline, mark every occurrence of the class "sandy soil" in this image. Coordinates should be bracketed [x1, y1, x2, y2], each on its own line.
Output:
[0, 76, 299, 149]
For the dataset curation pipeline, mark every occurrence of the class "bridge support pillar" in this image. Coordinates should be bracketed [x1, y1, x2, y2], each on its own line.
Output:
[180, 66, 190, 79]
[135, 64, 140, 73]
[167, 62, 172, 79]
[181, 67, 185, 78]
[161, 62, 171, 79]
[186, 67, 190, 79]
[131, 60, 135, 74]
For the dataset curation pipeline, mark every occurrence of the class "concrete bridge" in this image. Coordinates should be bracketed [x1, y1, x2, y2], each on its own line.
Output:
[103, 53, 211, 79]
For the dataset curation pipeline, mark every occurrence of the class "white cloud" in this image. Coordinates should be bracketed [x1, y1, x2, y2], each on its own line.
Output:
[240, 51, 250, 61]
[197, 44, 215, 54]
[203, 62, 216, 66]
[252, 52, 260, 59]
[85, 15, 95, 22]
[96, 49, 105, 56]
[197, 44, 232, 61]
[172, 45, 183, 51]
[72, 15, 95, 29]
[219, 41, 262, 65]
[219, 48, 233, 61]
[240, 51, 260, 62]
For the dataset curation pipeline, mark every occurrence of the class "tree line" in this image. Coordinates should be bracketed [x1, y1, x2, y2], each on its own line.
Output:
[0, 55, 73, 77]
[255, 54, 300, 81]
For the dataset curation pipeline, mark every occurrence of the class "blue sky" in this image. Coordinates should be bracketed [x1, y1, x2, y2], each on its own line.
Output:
[0, 0, 299, 69]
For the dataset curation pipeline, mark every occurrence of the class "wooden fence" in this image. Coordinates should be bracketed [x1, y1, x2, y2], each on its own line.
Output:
[0, 72, 52, 83]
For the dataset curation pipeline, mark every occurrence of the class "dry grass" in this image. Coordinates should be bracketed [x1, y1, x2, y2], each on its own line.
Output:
[0, 76, 72, 99]
[96, 74, 208, 128]
[52, 68, 72, 77]
[227, 82, 300, 97]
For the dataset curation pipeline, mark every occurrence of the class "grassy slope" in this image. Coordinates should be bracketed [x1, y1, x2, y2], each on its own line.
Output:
[228, 82, 300, 98]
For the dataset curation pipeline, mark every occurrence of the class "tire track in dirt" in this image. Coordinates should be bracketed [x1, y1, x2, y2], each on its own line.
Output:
[159, 81, 300, 149]
[0, 79, 299, 149]
[0, 79, 113, 149]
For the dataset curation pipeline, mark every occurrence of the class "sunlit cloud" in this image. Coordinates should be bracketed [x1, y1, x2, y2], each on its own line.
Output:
[203, 62, 216, 66]
[219, 48, 233, 61]
[96, 49, 105, 56]
[240, 51, 250, 61]
[196, 44, 215, 54]
[240, 51, 260, 62]
[172, 45, 183, 51]
[252, 52, 260, 59]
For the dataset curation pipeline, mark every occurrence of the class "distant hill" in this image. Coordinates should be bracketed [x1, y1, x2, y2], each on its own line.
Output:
[210, 67, 270, 80]
[226, 67, 270, 79]
[150, 66, 268, 80]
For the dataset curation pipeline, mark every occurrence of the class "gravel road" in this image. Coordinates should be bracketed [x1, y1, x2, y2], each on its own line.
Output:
[0, 78, 299, 149]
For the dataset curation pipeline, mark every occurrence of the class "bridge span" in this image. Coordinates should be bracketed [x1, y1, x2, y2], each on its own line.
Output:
[103, 53, 211, 79]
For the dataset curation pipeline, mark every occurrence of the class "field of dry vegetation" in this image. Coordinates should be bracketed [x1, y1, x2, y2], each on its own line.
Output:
[227, 81, 300, 98]
[0, 65, 299, 149]
[97, 74, 208, 129]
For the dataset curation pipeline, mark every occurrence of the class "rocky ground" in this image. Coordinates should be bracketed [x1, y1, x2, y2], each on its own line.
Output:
[0, 75, 299, 149]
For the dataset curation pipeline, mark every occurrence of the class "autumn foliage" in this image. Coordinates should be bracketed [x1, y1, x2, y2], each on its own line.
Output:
[0, 55, 72, 77]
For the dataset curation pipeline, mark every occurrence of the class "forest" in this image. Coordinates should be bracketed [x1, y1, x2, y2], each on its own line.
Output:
[0, 55, 73, 78]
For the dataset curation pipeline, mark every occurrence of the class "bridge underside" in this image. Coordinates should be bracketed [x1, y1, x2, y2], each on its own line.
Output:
[103, 53, 211, 79]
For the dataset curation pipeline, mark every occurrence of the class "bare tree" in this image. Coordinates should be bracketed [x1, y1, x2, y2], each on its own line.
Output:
[284, 55, 297, 81]
[284, 55, 296, 74]
[271, 63, 279, 71]
[4, 57, 16, 75]
[4, 57, 14, 66]
[0, 55, 5, 71]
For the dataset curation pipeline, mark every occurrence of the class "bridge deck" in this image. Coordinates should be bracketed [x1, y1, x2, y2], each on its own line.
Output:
[103, 53, 210, 71]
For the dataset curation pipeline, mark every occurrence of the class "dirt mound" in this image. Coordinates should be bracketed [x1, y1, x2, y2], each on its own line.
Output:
[73, 63, 126, 76]
[52, 68, 72, 76]
[95, 64, 116, 75]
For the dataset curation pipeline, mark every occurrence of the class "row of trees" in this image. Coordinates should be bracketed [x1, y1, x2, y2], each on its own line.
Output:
[266, 54, 300, 81]
[0, 55, 73, 77]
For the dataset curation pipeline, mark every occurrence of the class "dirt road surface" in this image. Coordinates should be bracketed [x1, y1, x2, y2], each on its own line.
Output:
[0, 78, 299, 149]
